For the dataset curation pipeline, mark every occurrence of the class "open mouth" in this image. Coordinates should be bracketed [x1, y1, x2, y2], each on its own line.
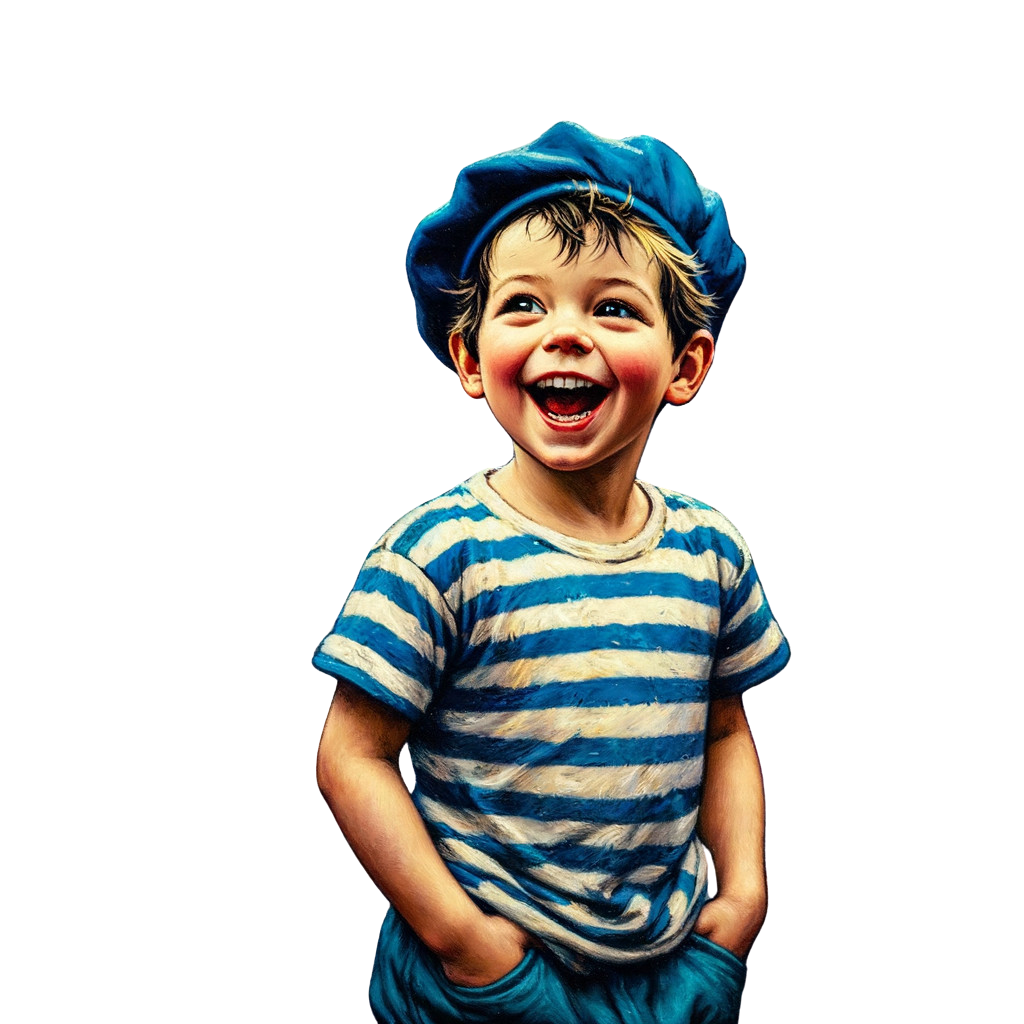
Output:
[525, 375, 610, 423]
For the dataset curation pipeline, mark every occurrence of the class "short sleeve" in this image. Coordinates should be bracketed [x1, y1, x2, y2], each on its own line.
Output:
[711, 530, 790, 699]
[312, 546, 456, 720]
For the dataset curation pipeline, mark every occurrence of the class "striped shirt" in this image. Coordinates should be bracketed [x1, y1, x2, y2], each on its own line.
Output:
[313, 470, 789, 971]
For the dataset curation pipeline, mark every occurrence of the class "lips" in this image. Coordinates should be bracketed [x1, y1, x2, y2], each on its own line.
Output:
[525, 374, 610, 422]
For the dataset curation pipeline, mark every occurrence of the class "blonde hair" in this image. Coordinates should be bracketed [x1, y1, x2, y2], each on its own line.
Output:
[448, 186, 717, 359]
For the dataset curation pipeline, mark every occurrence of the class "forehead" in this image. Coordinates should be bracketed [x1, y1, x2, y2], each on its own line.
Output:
[486, 218, 660, 289]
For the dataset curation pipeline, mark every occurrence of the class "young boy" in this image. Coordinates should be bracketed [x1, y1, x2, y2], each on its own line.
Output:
[314, 122, 789, 1024]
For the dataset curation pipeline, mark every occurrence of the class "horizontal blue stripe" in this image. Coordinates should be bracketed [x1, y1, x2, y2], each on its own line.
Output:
[447, 860, 572, 909]
[721, 563, 759, 622]
[718, 601, 773, 657]
[461, 622, 716, 673]
[330, 614, 439, 688]
[452, 860, 699, 948]
[663, 492, 713, 513]
[310, 654, 422, 721]
[439, 676, 710, 713]
[662, 524, 741, 568]
[389, 498, 491, 558]
[413, 773, 701, 825]
[425, 534, 554, 590]
[426, 820, 693, 876]
[712, 637, 791, 697]
[343, 564, 451, 645]
[464, 571, 721, 622]
[453, 859, 687, 946]
[414, 729, 705, 768]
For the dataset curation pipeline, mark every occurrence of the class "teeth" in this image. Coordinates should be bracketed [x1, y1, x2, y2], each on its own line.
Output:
[535, 376, 595, 390]
[548, 410, 591, 422]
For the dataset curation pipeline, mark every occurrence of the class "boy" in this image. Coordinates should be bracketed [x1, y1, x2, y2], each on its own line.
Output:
[315, 122, 789, 1023]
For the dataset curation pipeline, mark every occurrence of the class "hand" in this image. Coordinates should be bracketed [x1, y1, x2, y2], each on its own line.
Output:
[693, 891, 767, 961]
[440, 913, 533, 987]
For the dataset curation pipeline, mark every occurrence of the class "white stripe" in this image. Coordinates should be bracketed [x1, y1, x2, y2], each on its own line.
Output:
[467, 860, 705, 963]
[439, 838, 655, 932]
[376, 490, 480, 548]
[361, 548, 456, 634]
[624, 864, 669, 886]
[664, 500, 731, 530]
[342, 591, 445, 670]
[591, 812, 700, 851]
[664, 503, 748, 556]
[318, 635, 433, 711]
[467, 594, 719, 648]
[457, 648, 711, 691]
[717, 558, 741, 595]
[722, 581, 763, 635]
[449, 547, 719, 606]
[716, 619, 784, 678]
[407, 514, 520, 568]
[438, 702, 707, 742]
[416, 750, 704, 799]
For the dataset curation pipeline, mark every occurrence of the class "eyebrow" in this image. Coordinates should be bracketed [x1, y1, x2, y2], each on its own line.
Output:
[489, 273, 552, 293]
[597, 277, 657, 306]
[489, 274, 656, 306]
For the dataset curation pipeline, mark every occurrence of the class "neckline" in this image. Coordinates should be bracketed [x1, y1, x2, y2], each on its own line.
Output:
[466, 469, 666, 563]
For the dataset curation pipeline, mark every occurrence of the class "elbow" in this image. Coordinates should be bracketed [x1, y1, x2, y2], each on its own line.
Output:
[316, 734, 343, 801]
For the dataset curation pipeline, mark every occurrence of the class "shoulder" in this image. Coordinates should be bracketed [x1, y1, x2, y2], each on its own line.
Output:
[374, 477, 484, 555]
[651, 483, 748, 552]
[645, 483, 758, 595]
[371, 471, 521, 579]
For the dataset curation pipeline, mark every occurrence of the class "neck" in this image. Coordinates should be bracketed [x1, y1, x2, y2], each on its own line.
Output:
[489, 446, 650, 544]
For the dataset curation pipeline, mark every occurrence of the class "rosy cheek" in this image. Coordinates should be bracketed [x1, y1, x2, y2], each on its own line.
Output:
[612, 354, 666, 389]
[482, 354, 521, 385]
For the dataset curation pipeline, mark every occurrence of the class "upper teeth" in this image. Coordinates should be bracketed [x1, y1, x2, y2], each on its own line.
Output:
[535, 377, 595, 390]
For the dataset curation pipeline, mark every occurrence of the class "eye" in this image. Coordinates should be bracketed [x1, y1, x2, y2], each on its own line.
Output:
[498, 294, 545, 315]
[595, 299, 642, 321]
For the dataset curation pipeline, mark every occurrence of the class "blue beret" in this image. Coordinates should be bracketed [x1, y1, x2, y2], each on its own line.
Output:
[406, 121, 746, 369]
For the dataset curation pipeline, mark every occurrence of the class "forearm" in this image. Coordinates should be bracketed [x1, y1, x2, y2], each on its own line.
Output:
[317, 726, 484, 960]
[699, 719, 766, 897]
[695, 695, 767, 955]
[316, 682, 532, 986]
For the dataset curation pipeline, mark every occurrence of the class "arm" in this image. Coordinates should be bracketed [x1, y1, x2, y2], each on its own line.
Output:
[694, 694, 768, 960]
[316, 680, 531, 985]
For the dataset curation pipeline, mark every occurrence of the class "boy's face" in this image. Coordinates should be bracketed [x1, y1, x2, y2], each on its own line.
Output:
[451, 219, 709, 476]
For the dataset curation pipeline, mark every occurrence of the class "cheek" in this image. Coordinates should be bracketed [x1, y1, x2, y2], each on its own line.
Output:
[612, 352, 671, 392]
[479, 342, 527, 390]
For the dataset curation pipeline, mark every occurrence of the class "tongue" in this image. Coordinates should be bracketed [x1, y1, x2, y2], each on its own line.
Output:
[543, 391, 593, 416]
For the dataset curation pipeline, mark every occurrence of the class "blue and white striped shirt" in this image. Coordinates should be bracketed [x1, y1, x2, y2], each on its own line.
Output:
[314, 470, 789, 971]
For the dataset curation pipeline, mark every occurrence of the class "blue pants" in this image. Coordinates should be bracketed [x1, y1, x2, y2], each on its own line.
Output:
[369, 907, 747, 1024]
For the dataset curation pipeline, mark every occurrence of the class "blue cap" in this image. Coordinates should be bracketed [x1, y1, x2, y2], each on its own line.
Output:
[406, 121, 746, 369]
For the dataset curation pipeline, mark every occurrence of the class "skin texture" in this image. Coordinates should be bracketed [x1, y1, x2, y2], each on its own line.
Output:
[693, 695, 768, 959]
[317, 682, 533, 986]
[450, 221, 714, 544]
[317, 218, 768, 984]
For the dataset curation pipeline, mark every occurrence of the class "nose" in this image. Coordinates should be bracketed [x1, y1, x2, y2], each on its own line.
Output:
[542, 327, 594, 355]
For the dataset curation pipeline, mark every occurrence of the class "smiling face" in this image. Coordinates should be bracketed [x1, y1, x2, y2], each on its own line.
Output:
[450, 218, 713, 478]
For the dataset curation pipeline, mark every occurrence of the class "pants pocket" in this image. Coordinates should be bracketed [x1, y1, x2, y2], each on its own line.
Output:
[440, 947, 539, 997]
[684, 933, 747, 1024]
[370, 908, 563, 1024]
[437, 948, 548, 1021]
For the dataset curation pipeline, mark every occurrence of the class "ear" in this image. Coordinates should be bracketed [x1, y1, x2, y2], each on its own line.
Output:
[664, 330, 715, 406]
[449, 333, 485, 399]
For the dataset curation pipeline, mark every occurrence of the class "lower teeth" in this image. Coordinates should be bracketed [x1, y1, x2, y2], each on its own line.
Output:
[549, 411, 589, 422]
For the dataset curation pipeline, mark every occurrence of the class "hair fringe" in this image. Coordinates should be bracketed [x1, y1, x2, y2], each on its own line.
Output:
[449, 185, 717, 361]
